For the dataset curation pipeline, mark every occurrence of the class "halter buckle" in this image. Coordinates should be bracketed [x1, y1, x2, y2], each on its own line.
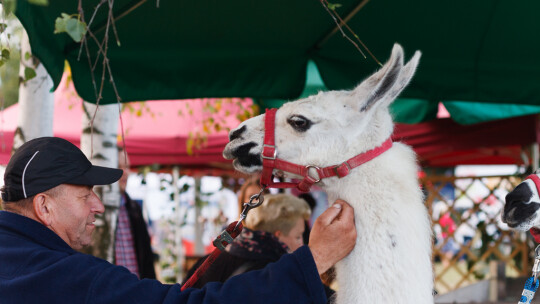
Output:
[213, 229, 234, 251]
[333, 162, 352, 178]
[262, 144, 277, 160]
[305, 165, 322, 183]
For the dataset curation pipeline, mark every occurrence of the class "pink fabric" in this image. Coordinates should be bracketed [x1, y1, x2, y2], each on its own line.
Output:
[1, 74, 539, 168]
[0, 74, 253, 167]
[439, 213, 456, 238]
[115, 197, 139, 278]
[392, 114, 539, 167]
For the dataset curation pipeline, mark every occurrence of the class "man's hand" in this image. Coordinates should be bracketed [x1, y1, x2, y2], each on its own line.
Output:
[308, 200, 356, 275]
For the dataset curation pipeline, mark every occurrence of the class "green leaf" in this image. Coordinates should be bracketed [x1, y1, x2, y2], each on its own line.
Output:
[1, 49, 10, 61]
[327, 3, 342, 10]
[24, 52, 31, 61]
[3, 0, 16, 16]
[186, 138, 193, 155]
[24, 67, 37, 81]
[27, 0, 49, 6]
[65, 18, 87, 42]
[54, 13, 87, 42]
[54, 14, 69, 34]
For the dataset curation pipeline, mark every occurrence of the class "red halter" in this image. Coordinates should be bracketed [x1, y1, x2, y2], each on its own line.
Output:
[525, 174, 540, 243]
[260, 108, 393, 192]
[527, 174, 540, 193]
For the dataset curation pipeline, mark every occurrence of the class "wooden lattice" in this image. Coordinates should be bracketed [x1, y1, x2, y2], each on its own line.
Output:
[422, 174, 532, 294]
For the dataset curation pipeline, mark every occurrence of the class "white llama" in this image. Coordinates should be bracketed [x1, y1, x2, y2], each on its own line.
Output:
[223, 44, 434, 304]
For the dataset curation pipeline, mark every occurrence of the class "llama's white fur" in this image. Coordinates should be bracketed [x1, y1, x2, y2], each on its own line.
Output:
[502, 174, 540, 230]
[223, 44, 434, 303]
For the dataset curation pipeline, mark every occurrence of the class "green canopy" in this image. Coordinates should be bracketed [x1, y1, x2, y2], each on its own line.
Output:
[14, 0, 540, 123]
[262, 61, 540, 124]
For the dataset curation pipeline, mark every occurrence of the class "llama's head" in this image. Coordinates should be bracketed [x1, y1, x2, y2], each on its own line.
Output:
[502, 173, 540, 232]
[223, 44, 421, 179]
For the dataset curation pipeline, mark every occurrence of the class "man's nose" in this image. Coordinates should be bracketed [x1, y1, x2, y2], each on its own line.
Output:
[90, 191, 105, 214]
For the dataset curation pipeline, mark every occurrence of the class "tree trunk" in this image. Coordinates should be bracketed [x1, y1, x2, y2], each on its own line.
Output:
[12, 30, 54, 153]
[79, 101, 120, 262]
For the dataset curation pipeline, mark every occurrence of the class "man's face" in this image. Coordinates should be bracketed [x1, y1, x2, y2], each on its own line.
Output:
[118, 151, 131, 193]
[48, 184, 104, 250]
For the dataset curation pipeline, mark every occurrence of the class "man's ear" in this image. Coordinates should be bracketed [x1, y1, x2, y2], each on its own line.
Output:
[33, 193, 53, 226]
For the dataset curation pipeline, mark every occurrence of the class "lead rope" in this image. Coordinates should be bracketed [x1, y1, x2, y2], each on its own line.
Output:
[518, 245, 540, 304]
[181, 187, 266, 291]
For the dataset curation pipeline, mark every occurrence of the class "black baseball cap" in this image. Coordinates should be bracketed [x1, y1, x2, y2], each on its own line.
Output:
[1, 137, 123, 202]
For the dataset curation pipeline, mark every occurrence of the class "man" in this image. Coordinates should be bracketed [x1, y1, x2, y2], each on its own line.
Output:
[115, 147, 155, 279]
[0, 137, 357, 304]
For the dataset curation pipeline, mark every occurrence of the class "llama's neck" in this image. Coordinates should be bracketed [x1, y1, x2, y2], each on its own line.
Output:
[321, 144, 433, 304]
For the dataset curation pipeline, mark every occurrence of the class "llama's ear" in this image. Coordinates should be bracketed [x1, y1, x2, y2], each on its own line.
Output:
[352, 44, 415, 112]
[386, 50, 421, 102]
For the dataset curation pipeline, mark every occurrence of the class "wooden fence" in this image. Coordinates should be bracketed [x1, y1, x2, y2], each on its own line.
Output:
[423, 174, 533, 294]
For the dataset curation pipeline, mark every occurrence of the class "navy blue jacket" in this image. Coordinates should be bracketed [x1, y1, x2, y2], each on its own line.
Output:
[0, 211, 326, 304]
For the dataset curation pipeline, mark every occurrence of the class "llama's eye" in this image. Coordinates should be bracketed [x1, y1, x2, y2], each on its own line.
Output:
[287, 115, 312, 132]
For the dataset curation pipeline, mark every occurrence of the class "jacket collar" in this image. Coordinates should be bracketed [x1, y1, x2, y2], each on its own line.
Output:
[0, 211, 75, 253]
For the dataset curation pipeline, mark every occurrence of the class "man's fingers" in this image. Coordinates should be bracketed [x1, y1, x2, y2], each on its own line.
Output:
[317, 202, 343, 226]
[339, 202, 357, 242]
[309, 199, 356, 274]
[337, 200, 355, 223]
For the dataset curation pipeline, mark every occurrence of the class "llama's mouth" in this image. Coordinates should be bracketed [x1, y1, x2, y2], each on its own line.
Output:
[223, 142, 263, 172]
[503, 201, 540, 230]
[504, 212, 536, 231]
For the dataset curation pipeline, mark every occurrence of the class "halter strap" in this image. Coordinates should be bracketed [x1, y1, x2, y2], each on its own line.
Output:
[260, 108, 393, 192]
[528, 174, 540, 193]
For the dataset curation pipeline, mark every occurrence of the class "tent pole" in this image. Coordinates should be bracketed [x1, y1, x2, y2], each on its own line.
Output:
[194, 177, 205, 256]
[172, 165, 184, 282]
[533, 143, 539, 172]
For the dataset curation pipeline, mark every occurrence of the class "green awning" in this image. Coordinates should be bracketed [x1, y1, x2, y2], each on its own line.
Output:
[13, 0, 540, 121]
[260, 61, 540, 124]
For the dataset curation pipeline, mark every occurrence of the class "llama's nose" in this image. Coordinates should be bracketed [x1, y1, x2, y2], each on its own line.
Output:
[502, 203, 540, 227]
[505, 183, 534, 209]
[229, 125, 246, 141]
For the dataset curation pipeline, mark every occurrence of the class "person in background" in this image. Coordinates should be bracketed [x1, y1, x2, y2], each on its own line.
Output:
[236, 175, 266, 218]
[115, 146, 156, 279]
[0, 137, 357, 304]
[298, 192, 317, 245]
[183, 193, 336, 300]
[183, 176, 267, 280]
[244, 193, 309, 253]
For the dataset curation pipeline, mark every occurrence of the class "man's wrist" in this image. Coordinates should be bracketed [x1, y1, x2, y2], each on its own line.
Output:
[308, 245, 331, 275]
